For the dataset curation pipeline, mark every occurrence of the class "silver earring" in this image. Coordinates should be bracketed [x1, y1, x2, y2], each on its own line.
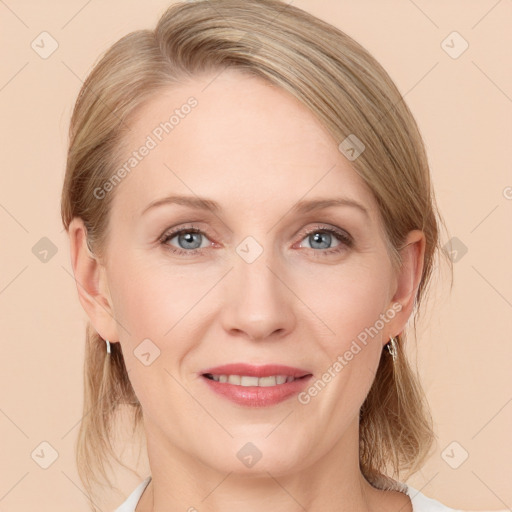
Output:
[105, 339, 111, 355]
[386, 336, 398, 362]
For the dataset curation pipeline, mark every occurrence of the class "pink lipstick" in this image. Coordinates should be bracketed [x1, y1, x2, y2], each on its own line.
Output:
[199, 363, 313, 407]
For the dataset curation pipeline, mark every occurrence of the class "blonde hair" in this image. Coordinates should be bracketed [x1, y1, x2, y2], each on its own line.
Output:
[61, 0, 452, 506]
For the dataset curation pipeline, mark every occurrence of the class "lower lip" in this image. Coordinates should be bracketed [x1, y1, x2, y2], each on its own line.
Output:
[201, 375, 313, 407]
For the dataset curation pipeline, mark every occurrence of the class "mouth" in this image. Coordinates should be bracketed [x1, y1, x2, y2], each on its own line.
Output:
[200, 362, 312, 381]
[199, 363, 313, 407]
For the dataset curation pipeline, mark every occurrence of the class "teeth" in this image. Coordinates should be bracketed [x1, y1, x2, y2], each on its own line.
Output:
[258, 376, 278, 387]
[228, 375, 241, 385]
[208, 374, 296, 386]
[240, 376, 259, 387]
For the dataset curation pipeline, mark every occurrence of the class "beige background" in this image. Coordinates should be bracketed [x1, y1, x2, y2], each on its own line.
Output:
[1, 0, 511, 510]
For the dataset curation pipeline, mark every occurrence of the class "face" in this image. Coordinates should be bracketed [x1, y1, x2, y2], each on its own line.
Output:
[76, 68, 422, 478]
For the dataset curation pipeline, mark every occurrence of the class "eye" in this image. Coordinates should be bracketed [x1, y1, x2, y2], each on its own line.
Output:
[296, 224, 353, 257]
[160, 225, 213, 256]
[159, 223, 353, 257]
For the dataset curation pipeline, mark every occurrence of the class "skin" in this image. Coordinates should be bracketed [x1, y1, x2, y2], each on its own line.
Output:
[69, 68, 424, 512]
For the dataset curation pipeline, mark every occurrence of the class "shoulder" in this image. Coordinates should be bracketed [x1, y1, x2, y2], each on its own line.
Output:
[114, 476, 152, 512]
[405, 483, 461, 512]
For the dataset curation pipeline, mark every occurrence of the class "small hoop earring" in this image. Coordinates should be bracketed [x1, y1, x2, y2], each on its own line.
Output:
[105, 339, 111, 355]
[386, 336, 398, 362]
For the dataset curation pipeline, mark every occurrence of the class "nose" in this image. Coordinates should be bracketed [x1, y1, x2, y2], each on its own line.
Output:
[219, 250, 296, 342]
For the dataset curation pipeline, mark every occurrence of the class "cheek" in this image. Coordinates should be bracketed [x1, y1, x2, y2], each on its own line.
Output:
[298, 260, 392, 347]
[107, 257, 174, 342]
[108, 254, 215, 343]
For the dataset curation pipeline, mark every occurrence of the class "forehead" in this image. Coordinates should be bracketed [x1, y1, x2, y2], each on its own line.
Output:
[111, 68, 377, 220]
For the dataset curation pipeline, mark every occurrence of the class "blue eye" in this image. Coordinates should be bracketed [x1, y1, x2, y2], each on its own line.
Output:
[298, 226, 353, 256]
[160, 224, 353, 257]
[160, 226, 211, 256]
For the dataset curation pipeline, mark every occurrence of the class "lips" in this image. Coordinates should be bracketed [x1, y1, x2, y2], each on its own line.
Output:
[199, 363, 313, 407]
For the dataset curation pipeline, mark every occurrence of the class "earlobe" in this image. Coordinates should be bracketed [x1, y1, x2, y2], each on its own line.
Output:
[68, 218, 120, 342]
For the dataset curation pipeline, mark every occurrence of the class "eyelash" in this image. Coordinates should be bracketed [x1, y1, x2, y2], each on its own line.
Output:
[159, 223, 353, 258]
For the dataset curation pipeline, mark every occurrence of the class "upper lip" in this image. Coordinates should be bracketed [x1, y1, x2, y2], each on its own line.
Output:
[200, 363, 312, 379]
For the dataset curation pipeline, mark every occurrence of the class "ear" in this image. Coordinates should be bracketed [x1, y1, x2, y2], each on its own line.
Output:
[384, 229, 426, 344]
[68, 217, 120, 343]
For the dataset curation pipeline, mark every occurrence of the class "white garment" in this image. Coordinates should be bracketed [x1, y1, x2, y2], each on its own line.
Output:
[114, 476, 461, 511]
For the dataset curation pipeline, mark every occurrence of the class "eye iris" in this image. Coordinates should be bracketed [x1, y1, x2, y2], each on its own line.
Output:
[179, 232, 202, 250]
[310, 232, 331, 249]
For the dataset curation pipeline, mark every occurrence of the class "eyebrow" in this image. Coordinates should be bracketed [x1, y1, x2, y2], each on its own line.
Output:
[141, 194, 369, 218]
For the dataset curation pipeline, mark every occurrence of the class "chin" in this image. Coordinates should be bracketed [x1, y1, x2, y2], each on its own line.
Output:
[196, 436, 311, 477]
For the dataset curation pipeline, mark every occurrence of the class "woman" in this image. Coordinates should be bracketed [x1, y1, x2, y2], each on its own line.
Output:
[61, 0, 456, 510]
